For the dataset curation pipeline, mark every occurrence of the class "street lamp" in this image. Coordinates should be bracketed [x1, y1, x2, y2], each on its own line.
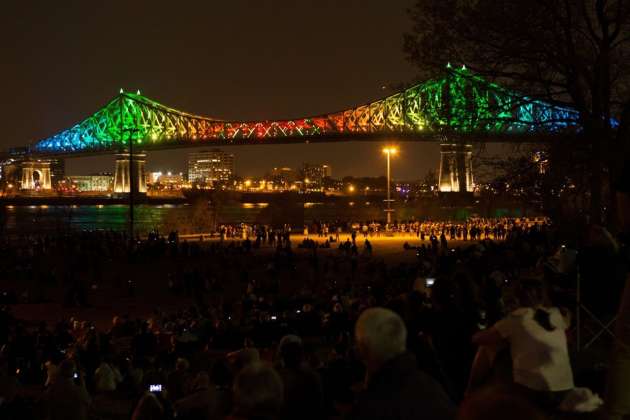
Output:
[382, 146, 398, 226]
[122, 127, 140, 239]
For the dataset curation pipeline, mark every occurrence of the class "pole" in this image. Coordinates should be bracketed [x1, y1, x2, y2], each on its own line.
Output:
[386, 151, 391, 226]
[129, 131, 134, 239]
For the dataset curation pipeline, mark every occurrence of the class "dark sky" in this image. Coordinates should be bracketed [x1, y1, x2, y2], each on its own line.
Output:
[2, 0, 508, 180]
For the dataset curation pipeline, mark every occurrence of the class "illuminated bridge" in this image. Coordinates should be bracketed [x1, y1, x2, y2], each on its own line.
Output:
[18, 66, 583, 193]
[30, 66, 580, 155]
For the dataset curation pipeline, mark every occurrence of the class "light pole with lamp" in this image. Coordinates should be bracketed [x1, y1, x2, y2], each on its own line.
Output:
[382, 146, 398, 227]
[122, 127, 140, 239]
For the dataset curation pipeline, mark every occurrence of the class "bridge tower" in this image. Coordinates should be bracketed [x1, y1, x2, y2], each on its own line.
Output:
[438, 143, 474, 193]
[113, 152, 147, 194]
[21, 159, 52, 190]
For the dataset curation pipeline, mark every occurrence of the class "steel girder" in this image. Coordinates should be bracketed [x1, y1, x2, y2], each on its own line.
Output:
[32, 67, 581, 155]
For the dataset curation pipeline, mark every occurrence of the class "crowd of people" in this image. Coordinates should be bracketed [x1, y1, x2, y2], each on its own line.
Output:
[215, 217, 549, 246]
[0, 212, 628, 419]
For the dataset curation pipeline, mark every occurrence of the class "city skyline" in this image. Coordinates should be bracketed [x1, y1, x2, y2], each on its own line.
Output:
[63, 142, 514, 182]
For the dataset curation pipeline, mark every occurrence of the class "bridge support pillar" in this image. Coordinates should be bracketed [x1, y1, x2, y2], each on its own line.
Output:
[114, 152, 147, 194]
[438, 143, 473, 192]
[21, 160, 52, 190]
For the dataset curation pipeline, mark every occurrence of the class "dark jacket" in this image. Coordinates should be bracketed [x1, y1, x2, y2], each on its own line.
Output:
[350, 352, 455, 420]
[277, 364, 323, 420]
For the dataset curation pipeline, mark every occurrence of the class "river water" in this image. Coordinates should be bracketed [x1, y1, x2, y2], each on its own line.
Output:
[2, 203, 264, 234]
[2, 201, 418, 234]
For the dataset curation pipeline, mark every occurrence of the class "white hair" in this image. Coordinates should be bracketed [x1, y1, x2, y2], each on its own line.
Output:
[355, 307, 407, 364]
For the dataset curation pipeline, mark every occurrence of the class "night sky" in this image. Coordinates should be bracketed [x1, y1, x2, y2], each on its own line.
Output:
[2, 0, 506, 180]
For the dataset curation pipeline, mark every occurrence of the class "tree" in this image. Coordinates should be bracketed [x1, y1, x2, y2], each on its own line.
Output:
[404, 0, 630, 224]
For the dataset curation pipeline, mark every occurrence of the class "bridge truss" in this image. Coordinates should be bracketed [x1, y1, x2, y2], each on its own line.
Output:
[31, 66, 581, 155]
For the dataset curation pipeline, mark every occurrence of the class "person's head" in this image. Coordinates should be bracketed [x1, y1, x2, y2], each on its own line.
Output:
[229, 348, 261, 373]
[277, 335, 303, 368]
[233, 362, 284, 419]
[516, 278, 550, 308]
[192, 371, 210, 391]
[355, 307, 407, 373]
[175, 358, 189, 372]
[517, 279, 556, 331]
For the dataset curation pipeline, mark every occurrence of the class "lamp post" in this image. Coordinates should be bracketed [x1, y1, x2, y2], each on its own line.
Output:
[123, 128, 140, 239]
[382, 146, 398, 226]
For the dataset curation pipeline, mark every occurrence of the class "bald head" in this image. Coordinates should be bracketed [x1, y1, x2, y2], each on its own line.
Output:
[355, 307, 407, 371]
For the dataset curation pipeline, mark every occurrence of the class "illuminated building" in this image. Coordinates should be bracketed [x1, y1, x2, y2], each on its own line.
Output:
[188, 149, 234, 183]
[147, 171, 163, 184]
[159, 172, 184, 185]
[270, 167, 297, 189]
[21, 159, 52, 190]
[0, 157, 19, 185]
[67, 174, 113, 192]
[301, 163, 331, 187]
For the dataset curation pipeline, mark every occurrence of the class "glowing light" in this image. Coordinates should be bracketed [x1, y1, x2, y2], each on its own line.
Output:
[32, 67, 583, 155]
[382, 146, 398, 155]
[348, 184, 355, 192]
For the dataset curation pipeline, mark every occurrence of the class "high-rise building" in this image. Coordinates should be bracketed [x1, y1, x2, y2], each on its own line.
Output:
[301, 163, 331, 186]
[269, 167, 297, 188]
[188, 149, 235, 183]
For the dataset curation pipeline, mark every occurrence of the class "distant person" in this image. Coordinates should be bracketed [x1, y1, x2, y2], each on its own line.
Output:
[350, 308, 455, 420]
[167, 358, 191, 402]
[228, 362, 284, 420]
[93, 357, 123, 393]
[174, 372, 217, 420]
[45, 360, 91, 420]
[275, 335, 323, 420]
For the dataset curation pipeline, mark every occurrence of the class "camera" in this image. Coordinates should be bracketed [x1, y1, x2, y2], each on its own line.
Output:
[149, 384, 162, 393]
[425, 278, 435, 287]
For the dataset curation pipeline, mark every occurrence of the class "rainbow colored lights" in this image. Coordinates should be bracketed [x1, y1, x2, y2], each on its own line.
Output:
[32, 67, 581, 154]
